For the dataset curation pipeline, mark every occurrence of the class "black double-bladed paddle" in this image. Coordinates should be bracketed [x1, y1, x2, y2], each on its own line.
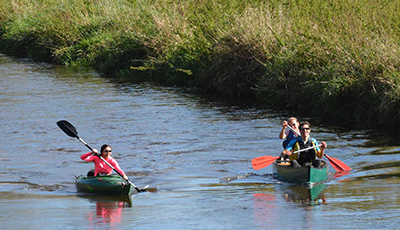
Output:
[56, 120, 147, 193]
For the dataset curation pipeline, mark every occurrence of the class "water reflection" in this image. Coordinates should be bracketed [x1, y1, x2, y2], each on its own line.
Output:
[252, 193, 279, 229]
[252, 184, 327, 228]
[333, 170, 351, 180]
[254, 184, 327, 206]
[80, 195, 131, 227]
[90, 201, 125, 225]
[277, 184, 327, 205]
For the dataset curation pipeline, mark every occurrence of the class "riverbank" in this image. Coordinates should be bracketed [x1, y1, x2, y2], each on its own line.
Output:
[1, 0, 399, 131]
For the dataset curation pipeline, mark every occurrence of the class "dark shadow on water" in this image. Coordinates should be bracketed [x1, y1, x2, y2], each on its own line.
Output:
[0, 181, 66, 192]
[353, 171, 400, 180]
[360, 160, 400, 171]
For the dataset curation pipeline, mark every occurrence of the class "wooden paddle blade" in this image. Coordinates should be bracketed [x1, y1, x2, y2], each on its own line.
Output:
[252, 156, 279, 170]
[325, 154, 351, 172]
[57, 120, 79, 138]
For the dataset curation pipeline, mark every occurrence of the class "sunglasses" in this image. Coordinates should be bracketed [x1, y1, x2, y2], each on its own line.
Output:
[300, 127, 310, 131]
[289, 123, 296, 127]
[104, 150, 112, 153]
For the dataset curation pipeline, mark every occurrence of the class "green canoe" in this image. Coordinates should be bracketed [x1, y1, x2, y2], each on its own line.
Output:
[75, 175, 132, 195]
[272, 159, 329, 185]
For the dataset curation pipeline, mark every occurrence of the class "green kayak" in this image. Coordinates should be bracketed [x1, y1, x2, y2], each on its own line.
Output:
[272, 159, 329, 185]
[75, 175, 133, 195]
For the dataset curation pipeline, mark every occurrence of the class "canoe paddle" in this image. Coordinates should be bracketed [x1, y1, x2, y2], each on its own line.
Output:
[252, 156, 279, 170]
[56, 120, 146, 193]
[251, 145, 321, 170]
[286, 124, 351, 172]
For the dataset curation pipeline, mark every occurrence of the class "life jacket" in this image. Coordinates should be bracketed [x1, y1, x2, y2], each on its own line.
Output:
[283, 130, 297, 149]
[289, 137, 318, 165]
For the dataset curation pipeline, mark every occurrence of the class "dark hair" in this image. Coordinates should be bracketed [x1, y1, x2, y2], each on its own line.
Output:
[100, 144, 111, 154]
[299, 121, 310, 129]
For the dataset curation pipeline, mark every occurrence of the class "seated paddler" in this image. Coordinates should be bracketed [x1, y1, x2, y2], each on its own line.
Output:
[80, 144, 128, 180]
[280, 121, 327, 168]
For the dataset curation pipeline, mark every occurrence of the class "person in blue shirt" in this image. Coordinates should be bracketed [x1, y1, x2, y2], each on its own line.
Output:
[281, 121, 327, 167]
[279, 117, 300, 149]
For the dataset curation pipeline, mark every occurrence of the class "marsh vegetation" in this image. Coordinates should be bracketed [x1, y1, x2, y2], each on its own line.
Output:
[1, 0, 399, 130]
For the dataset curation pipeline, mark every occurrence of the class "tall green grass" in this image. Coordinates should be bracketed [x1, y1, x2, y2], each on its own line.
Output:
[1, 0, 400, 130]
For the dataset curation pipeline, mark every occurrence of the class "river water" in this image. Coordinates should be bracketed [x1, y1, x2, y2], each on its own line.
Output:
[1, 53, 399, 229]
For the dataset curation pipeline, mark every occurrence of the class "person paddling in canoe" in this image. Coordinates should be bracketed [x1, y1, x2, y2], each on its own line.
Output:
[280, 121, 327, 168]
[279, 117, 300, 149]
[81, 144, 129, 180]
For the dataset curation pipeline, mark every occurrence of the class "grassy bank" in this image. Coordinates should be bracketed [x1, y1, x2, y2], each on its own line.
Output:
[1, 0, 400, 131]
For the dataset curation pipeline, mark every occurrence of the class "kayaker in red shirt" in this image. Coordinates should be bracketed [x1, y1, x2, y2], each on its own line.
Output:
[81, 144, 128, 180]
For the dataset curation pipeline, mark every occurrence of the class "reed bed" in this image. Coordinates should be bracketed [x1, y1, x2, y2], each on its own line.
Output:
[1, 0, 399, 130]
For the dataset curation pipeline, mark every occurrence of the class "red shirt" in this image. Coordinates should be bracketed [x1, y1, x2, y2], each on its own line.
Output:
[80, 152, 126, 177]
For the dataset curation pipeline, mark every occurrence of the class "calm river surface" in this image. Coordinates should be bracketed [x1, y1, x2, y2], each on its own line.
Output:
[1, 54, 400, 229]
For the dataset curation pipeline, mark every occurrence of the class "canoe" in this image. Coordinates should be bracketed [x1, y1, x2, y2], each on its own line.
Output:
[272, 159, 329, 185]
[75, 175, 132, 195]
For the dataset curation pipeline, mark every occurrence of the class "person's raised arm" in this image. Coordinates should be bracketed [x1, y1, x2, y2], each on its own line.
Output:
[80, 148, 98, 160]
[316, 141, 327, 158]
[279, 120, 288, 139]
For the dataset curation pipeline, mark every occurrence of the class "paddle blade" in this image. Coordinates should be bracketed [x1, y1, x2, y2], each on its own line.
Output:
[327, 159, 343, 172]
[325, 154, 351, 172]
[57, 120, 78, 138]
[333, 170, 351, 179]
[252, 156, 279, 170]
